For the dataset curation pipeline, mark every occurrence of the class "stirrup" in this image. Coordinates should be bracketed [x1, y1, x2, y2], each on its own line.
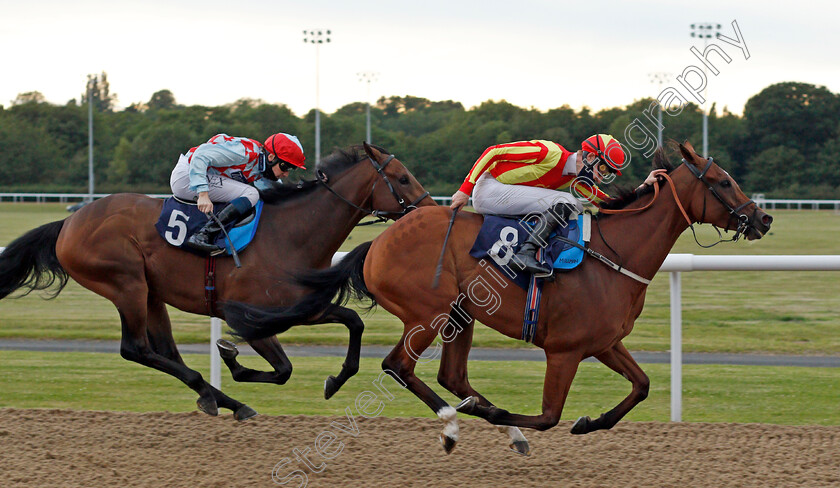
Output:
[186, 233, 223, 254]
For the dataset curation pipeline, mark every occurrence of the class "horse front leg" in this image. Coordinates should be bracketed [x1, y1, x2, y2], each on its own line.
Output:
[215, 305, 363, 399]
[216, 335, 294, 385]
[570, 341, 650, 435]
[456, 350, 582, 431]
[316, 306, 363, 399]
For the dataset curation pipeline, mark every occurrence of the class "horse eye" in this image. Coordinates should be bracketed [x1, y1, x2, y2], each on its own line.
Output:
[399, 175, 410, 185]
[720, 180, 731, 188]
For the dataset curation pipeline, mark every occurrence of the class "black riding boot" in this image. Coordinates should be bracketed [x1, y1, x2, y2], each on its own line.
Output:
[512, 203, 578, 276]
[186, 203, 244, 254]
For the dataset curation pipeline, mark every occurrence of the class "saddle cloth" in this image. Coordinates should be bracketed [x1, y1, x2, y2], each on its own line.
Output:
[469, 214, 588, 290]
[154, 197, 263, 256]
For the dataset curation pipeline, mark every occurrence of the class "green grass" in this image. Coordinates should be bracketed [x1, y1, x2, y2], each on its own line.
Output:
[1, 203, 840, 354]
[0, 351, 838, 425]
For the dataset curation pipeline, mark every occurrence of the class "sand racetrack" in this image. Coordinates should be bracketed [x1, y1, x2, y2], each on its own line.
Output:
[1, 408, 838, 487]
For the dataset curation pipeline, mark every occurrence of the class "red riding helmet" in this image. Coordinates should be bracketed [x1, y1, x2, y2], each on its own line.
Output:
[264, 133, 306, 169]
[581, 134, 625, 175]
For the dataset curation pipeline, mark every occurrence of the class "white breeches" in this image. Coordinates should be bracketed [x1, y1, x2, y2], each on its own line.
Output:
[169, 154, 260, 206]
[471, 173, 583, 216]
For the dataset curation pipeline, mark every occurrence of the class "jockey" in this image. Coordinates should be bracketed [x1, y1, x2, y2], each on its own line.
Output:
[169, 132, 306, 253]
[450, 134, 665, 276]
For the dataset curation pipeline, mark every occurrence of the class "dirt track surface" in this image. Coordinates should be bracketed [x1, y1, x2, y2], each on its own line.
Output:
[1, 409, 838, 487]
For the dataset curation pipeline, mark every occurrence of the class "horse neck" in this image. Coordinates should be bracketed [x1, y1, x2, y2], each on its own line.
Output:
[264, 163, 379, 267]
[596, 169, 699, 281]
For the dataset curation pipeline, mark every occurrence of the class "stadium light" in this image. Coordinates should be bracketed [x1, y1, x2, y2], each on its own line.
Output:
[303, 29, 332, 164]
[690, 23, 722, 158]
[357, 71, 379, 143]
[648, 72, 672, 149]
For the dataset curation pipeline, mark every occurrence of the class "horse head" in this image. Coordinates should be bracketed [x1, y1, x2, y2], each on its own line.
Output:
[677, 140, 773, 241]
[361, 142, 436, 218]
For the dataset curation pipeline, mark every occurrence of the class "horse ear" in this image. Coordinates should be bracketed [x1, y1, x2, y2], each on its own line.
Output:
[363, 141, 379, 161]
[679, 140, 698, 164]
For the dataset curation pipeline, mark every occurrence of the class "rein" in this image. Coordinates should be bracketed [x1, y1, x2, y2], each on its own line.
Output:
[317, 153, 429, 225]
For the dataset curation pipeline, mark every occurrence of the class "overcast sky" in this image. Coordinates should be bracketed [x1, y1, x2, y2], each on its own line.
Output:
[2, 0, 837, 116]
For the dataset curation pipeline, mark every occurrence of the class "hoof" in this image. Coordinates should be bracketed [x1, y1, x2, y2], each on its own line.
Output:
[439, 434, 458, 454]
[197, 397, 218, 417]
[234, 405, 258, 422]
[570, 415, 591, 435]
[216, 339, 239, 360]
[324, 376, 341, 400]
[455, 396, 477, 415]
[509, 440, 531, 456]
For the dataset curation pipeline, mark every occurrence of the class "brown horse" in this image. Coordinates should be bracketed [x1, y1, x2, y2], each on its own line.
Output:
[0, 143, 434, 419]
[228, 141, 773, 453]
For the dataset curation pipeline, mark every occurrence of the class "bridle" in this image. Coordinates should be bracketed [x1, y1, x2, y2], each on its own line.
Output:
[598, 157, 760, 248]
[683, 157, 757, 247]
[316, 152, 430, 225]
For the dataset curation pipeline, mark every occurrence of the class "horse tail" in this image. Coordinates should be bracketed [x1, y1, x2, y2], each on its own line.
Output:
[0, 220, 69, 300]
[225, 241, 374, 341]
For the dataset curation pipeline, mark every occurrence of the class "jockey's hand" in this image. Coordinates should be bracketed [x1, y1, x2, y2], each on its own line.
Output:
[642, 169, 668, 187]
[450, 190, 469, 211]
[197, 192, 213, 214]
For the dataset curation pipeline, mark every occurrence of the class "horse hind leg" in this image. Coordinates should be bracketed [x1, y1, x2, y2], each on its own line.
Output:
[114, 288, 219, 416]
[145, 296, 257, 421]
[571, 341, 649, 435]
[436, 312, 530, 456]
[382, 312, 461, 454]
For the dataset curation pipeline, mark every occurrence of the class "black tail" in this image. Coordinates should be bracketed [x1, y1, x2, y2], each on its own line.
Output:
[225, 241, 375, 341]
[0, 220, 69, 300]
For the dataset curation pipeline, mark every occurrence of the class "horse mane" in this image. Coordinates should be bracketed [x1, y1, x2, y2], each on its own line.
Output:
[259, 144, 388, 204]
[597, 146, 677, 212]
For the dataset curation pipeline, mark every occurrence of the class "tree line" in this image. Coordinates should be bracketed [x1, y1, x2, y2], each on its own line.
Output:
[1, 77, 838, 198]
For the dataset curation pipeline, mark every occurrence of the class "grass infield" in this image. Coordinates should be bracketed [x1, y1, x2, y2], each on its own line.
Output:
[1, 203, 839, 355]
[0, 351, 838, 425]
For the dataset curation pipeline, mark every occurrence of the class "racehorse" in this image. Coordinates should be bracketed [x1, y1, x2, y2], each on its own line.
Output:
[226, 141, 773, 453]
[0, 143, 434, 420]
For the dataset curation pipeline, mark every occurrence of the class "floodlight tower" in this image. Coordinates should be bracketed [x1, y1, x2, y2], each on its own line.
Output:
[303, 28, 331, 164]
[357, 71, 379, 143]
[648, 72, 672, 149]
[690, 22, 722, 158]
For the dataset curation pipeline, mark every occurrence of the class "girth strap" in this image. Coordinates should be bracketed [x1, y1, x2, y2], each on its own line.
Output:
[205, 256, 219, 318]
[522, 248, 545, 343]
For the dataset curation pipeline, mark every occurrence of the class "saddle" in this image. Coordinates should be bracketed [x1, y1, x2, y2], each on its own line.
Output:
[154, 197, 264, 256]
[469, 213, 591, 290]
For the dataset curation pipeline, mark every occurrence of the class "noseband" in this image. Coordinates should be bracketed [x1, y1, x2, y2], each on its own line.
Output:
[317, 153, 430, 225]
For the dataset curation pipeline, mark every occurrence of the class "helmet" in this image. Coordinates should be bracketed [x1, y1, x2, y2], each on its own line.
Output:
[581, 134, 625, 175]
[264, 133, 306, 169]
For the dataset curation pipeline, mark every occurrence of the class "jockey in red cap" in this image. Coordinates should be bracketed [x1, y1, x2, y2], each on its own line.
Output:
[169, 132, 305, 253]
[450, 134, 665, 276]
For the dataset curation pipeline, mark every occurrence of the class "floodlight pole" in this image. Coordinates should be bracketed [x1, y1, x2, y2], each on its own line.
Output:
[87, 75, 95, 203]
[304, 29, 331, 164]
[358, 71, 378, 143]
[690, 23, 721, 158]
[648, 72, 672, 149]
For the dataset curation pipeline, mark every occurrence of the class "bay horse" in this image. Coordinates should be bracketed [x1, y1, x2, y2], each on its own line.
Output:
[0, 143, 434, 420]
[227, 141, 773, 453]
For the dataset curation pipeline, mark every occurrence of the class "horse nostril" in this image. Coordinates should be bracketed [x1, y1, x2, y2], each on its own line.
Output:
[762, 214, 773, 226]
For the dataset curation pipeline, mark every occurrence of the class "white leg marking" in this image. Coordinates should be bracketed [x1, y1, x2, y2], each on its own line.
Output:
[437, 406, 459, 441]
